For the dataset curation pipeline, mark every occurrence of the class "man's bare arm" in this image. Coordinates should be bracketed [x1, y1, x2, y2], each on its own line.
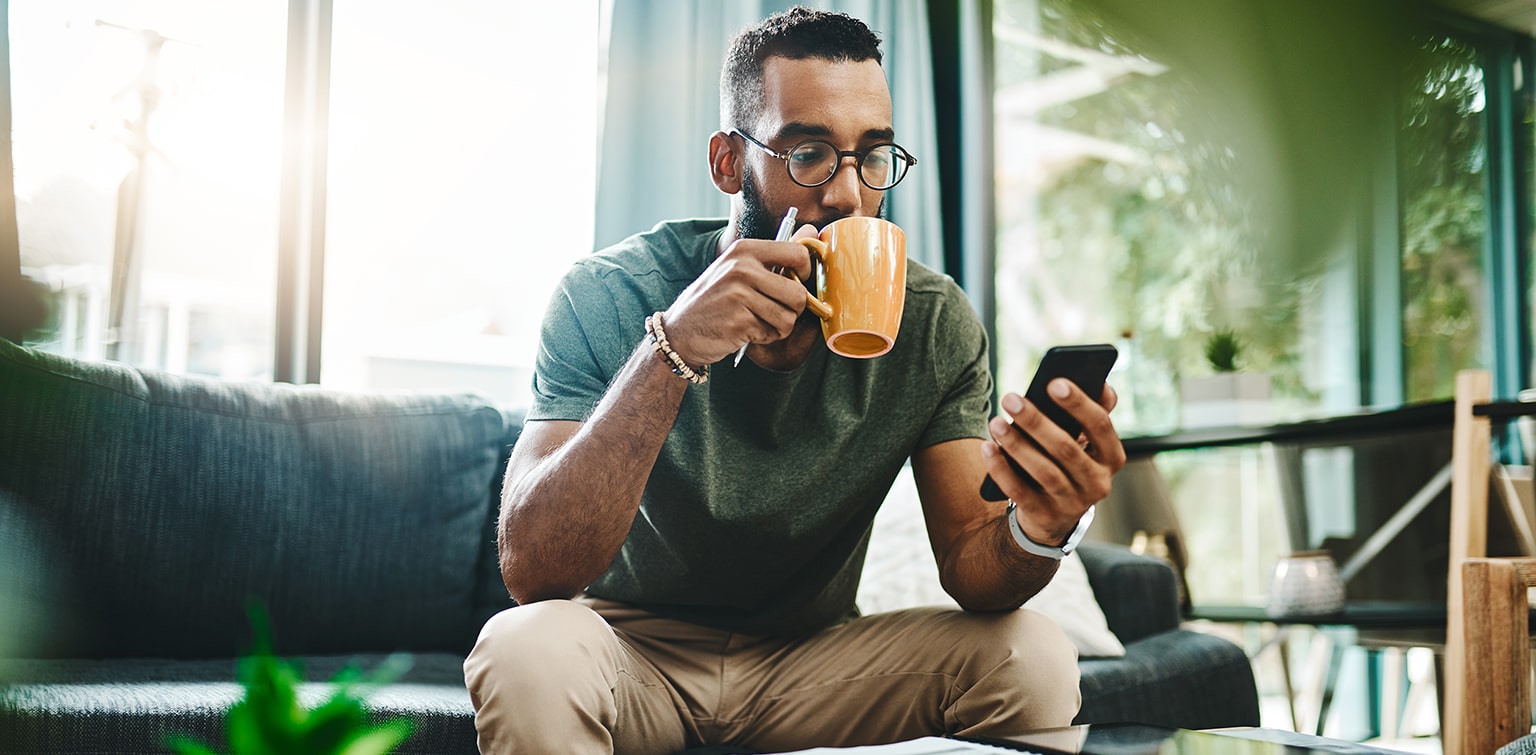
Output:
[912, 439, 1060, 611]
[498, 343, 688, 604]
[498, 235, 817, 605]
[912, 381, 1124, 611]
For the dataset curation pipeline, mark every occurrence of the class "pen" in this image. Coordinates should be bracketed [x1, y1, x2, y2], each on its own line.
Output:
[733, 206, 799, 367]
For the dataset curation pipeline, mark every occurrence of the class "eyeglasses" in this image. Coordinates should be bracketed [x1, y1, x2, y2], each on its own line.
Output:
[732, 130, 917, 191]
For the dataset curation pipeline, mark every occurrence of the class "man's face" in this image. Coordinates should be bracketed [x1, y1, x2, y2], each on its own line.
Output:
[736, 56, 893, 239]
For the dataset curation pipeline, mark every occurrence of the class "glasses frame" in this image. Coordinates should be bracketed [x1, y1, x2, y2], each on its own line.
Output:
[731, 129, 917, 191]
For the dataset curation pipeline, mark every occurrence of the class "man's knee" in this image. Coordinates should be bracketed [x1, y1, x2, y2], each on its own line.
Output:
[952, 608, 1082, 732]
[465, 599, 617, 695]
[465, 600, 690, 754]
[1003, 608, 1080, 686]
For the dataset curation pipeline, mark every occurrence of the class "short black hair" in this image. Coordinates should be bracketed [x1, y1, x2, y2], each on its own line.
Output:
[720, 7, 883, 131]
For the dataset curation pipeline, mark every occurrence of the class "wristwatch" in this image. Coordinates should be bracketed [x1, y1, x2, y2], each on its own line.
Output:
[1006, 501, 1096, 560]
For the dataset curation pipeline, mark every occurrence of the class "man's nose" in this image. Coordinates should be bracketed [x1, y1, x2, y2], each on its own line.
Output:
[817, 156, 866, 216]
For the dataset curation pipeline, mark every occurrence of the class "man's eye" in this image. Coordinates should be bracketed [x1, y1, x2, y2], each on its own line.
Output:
[791, 144, 832, 164]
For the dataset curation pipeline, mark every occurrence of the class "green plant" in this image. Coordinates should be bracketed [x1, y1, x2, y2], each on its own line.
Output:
[168, 604, 414, 755]
[1204, 330, 1242, 372]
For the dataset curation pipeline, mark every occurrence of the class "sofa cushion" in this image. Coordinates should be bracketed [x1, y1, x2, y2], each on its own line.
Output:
[0, 340, 508, 657]
[1077, 629, 1260, 729]
[0, 654, 477, 755]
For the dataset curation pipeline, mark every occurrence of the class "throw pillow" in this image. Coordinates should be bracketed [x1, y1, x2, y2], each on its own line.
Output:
[1022, 551, 1126, 657]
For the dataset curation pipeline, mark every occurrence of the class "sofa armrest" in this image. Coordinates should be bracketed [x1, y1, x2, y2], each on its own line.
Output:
[1077, 628, 1260, 728]
[1076, 543, 1181, 644]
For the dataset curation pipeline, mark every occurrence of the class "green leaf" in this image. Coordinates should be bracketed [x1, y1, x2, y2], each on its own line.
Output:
[336, 721, 415, 755]
[357, 653, 413, 687]
[165, 734, 222, 755]
[1203, 330, 1241, 372]
[233, 654, 308, 750]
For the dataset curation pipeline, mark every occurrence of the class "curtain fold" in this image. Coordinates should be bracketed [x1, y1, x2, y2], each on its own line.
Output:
[595, 0, 945, 274]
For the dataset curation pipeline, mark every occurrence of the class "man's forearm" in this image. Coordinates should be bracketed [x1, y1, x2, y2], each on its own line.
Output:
[498, 340, 689, 604]
[939, 515, 1061, 612]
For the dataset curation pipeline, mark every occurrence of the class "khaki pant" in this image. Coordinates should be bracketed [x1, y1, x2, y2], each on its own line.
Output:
[463, 596, 1081, 754]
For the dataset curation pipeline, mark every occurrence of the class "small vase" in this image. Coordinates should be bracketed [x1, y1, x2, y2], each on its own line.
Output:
[1266, 551, 1346, 618]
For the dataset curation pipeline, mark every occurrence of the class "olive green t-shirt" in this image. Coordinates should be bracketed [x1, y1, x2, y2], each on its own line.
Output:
[529, 218, 993, 636]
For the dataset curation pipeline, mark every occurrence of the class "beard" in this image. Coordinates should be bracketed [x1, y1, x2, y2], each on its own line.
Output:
[737, 167, 886, 240]
[738, 169, 782, 241]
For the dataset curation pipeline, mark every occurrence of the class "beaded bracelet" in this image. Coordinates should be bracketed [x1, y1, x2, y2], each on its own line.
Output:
[644, 312, 709, 384]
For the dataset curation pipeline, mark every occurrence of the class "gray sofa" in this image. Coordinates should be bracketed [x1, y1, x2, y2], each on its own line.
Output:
[0, 339, 1257, 754]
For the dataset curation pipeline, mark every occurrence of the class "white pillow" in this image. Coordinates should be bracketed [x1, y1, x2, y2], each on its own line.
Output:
[859, 465, 1126, 658]
[1022, 551, 1126, 657]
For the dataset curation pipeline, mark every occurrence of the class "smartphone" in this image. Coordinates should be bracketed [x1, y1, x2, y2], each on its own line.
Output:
[980, 344, 1119, 502]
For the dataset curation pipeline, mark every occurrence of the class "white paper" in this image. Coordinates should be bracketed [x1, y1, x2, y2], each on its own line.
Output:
[759, 736, 1036, 754]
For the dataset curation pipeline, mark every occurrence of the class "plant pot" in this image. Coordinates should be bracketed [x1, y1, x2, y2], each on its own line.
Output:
[1179, 372, 1272, 429]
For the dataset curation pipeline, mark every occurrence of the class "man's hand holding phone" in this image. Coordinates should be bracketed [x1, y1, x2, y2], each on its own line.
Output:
[981, 344, 1127, 550]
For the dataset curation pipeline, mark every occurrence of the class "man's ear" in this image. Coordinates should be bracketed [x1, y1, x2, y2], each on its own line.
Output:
[708, 131, 743, 195]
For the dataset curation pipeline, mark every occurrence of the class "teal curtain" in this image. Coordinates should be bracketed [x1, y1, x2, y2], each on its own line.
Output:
[595, 0, 945, 273]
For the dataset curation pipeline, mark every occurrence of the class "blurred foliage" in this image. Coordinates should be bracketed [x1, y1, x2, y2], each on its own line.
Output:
[1399, 36, 1490, 401]
[168, 604, 413, 755]
[994, 0, 1495, 430]
[994, 0, 1313, 429]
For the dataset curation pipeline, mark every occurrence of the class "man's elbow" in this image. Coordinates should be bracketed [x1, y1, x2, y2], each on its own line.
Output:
[938, 560, 1044, 612]
[948, 588, 1028, 614]
[499, 550, 582, 606]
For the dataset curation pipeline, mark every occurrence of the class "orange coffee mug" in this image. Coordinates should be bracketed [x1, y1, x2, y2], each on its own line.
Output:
[794, 217, 907, 359]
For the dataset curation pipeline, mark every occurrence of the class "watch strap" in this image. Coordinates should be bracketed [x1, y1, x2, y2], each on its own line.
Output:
[1006, 502, 1096, 559]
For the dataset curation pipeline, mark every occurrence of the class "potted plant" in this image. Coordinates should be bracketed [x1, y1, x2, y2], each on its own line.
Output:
[169, 605, 414, 755]
[1179, 329, 1272, 428]
[1203, 329, 1241, 373]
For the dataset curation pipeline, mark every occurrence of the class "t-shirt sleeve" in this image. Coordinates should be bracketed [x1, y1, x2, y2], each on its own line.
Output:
[916, 281, 994, 449]
[527, 264, 633, 422]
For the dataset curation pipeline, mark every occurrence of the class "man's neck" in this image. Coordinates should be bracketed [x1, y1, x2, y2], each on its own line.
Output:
[716, 218, 742, 258]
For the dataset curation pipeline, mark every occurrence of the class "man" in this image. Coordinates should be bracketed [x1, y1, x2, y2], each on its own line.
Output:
[464, 7, 1124, 754]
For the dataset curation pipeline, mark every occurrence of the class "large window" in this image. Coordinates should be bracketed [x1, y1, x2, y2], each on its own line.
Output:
[988, 0, 1528, 601]
[991, 1, 1513, 434]
[992, 0, 1290, 435]
[13, 2, 287, 378]
[990, 5, 1526, 737]
[13, 2, 602, 408]
[990, 9, 1512, 427]
[319, 2, 600, 405]
[1399, 35, 1494, 401]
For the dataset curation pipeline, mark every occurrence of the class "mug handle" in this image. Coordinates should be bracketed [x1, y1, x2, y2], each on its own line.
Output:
[795, 238, 834, 320]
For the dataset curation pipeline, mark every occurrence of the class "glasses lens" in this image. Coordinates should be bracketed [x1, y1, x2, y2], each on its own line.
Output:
[787, 140, 838, 187]
[861, 145, 906, 190]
